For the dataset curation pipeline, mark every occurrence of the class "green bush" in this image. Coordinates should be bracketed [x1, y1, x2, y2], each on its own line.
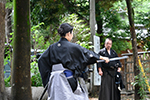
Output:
[30, 60, 42, 86]
[4, 76, 11, 87]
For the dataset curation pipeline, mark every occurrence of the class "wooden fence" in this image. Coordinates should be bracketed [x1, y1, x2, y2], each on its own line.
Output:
[121, 51, 150, 92]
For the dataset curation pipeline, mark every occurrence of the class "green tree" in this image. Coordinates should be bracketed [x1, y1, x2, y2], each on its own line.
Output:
[133, 0, 150, 50]
[5, 0, 13, 45]
[126, 0, 140, 99]
[11, 0, 32, 99]
[30, 0, 66, 27]
[30, 0, 132, 53]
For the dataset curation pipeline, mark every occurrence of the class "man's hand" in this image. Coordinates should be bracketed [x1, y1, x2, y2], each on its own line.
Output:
[117, 67, 121, 72]
[99, 70, 103, 76]
[98, 67, 103, 76]
[103, 57, 109, 63]
[100, 56, 110, 63]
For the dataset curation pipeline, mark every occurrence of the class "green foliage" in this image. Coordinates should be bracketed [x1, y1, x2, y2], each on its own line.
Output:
[131, 54, 150, 100]
[31, 22, 44, 32]
[4, 33, 13, 87]
[132, 71, 148, 100]
[76, 41, 93, 50]
[31, 22, 60, 51]
[146, 40, 150, 50]
[30, 61, 42, 86]
[4, 49, 11, 65]
[30, 0, 66, 27]
[4, 76, 11, 87]
[31, 22, 50, 50]
[104, 1, 130, 35]
[131, 0, 150, 50]
[30, 0, 150, 52]
[96, 0, 122, 10]
[30, 23, 51, 86]
[5, 0, 13, 9]
[95, 1, 132, 53]
[111, 39, 132, 53]
[4, 32, 14, 65]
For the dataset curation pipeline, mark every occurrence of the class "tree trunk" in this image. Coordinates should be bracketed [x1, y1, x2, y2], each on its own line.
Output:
[95, 3, 103, 46]
[125, 0, 140, 99]
[96, 16, 103, 46]
[96, 20, 103, 35]
[90, 0, 96, 44]
[11, 0, 32, 100]
[89, 0, 96, 95]
[0, 1, 6, 100]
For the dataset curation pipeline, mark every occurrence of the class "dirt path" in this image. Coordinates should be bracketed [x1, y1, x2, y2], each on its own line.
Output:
[89, 94, 150, 100]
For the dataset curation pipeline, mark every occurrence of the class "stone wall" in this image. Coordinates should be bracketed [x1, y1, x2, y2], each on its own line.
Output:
[5, 87, 48, 100]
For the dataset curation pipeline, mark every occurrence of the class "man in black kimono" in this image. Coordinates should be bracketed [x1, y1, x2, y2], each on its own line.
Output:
[97, 38, 122, 100]
[38, 23, 109, 100]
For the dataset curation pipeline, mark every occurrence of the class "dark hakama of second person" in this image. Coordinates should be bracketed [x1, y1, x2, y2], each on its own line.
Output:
[97, 48, 122, 100]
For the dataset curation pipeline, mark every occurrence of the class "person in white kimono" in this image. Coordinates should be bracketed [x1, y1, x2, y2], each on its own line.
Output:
[38, 23, 109, 100]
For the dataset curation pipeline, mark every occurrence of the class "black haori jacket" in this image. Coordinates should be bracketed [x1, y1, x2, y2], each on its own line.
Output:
[38, 38, 101, 87]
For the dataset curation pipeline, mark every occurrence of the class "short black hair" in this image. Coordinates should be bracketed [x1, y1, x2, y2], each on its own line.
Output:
[57, 23, 73, 36]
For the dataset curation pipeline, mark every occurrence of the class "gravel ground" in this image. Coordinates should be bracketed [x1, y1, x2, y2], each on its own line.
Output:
[89, 94, 150, 100]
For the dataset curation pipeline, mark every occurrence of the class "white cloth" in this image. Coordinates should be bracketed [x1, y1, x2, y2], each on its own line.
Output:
[47, 64, 89, 100]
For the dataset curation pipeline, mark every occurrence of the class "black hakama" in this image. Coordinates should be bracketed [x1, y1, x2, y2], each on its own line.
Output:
[97, 48, 122, 100]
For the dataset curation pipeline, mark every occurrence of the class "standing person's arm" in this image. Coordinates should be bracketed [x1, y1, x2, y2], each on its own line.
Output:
[98, 67, 103, 76]
[38, 47, 52, 87]
[100, 55, 109, 63]
[97, 49, 106, 76]
[79, 45, 109, 65]
[84, 50, 109, 76]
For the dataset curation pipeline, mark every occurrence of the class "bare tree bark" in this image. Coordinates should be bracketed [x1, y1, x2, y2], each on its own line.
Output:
[125, 0, 140, 99]
[0, 1, 6, 100]
[11, 0, 32, 100]
[90, 0, 96, 44]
